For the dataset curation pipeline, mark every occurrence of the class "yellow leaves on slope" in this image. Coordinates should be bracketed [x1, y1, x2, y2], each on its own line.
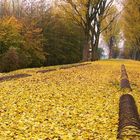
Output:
[0, 60, 140, 140]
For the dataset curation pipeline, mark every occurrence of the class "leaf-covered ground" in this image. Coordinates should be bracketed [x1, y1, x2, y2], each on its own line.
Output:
[0, 60, 140, 140]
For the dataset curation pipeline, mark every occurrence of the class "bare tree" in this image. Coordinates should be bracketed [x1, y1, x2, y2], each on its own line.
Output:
[60, 0, 114, 61]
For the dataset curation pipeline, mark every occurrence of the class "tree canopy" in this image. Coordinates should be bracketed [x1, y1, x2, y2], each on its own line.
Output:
[0, 0, 140, 72]
[121, 0, 140, 60]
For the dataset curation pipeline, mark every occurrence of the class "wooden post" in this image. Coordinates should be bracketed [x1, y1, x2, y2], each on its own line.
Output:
[118, 64, 140, 139]
[118, 94, 140, 139]
[120, 64, 132, 90]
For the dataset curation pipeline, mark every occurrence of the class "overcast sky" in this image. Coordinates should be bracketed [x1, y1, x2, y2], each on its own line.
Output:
[113, 0, 123, 11]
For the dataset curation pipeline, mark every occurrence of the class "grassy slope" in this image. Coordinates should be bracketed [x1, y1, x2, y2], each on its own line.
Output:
[0, 60, 140, 140]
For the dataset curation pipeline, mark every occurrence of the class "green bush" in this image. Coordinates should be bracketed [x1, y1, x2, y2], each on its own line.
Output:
[0, 17, 46, 72]
[0, 17, 23, 54]
[0, 48, 20, 72]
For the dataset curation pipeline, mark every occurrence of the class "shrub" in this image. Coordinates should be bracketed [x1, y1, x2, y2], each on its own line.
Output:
[0, 17, 23, 54]
[0, 48, 20, 72]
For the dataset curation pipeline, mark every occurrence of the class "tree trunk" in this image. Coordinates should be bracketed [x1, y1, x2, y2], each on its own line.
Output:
[91, 43, 97, 61]
[91, 33, 100, 61]
[82, 36, 90, 61]
[133, 49, 137, 60]
[109, 45, 113, 59]
[108, 36, 114, 59]
[109, 50, 112, 59]
[136, 50, 140, 60]
[134, 46, 140, 60]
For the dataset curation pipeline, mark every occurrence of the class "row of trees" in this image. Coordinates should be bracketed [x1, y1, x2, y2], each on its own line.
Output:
[0, 0, 85, 72]
[58, 0, 140, 61]
[0, 16, 46, 72]
[102, 6, 120, 59]
[60, 0, 119, 61]
[0, 0, 119, 72]
[122, 0, 140, 60]
[3, 0, 137, 72]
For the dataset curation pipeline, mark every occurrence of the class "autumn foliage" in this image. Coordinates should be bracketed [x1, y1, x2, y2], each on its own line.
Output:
[0, 0, 85, 72]
[0, 16, 45, 72]
[122, 0, 140, 60]
[0, 60, 140, 139]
